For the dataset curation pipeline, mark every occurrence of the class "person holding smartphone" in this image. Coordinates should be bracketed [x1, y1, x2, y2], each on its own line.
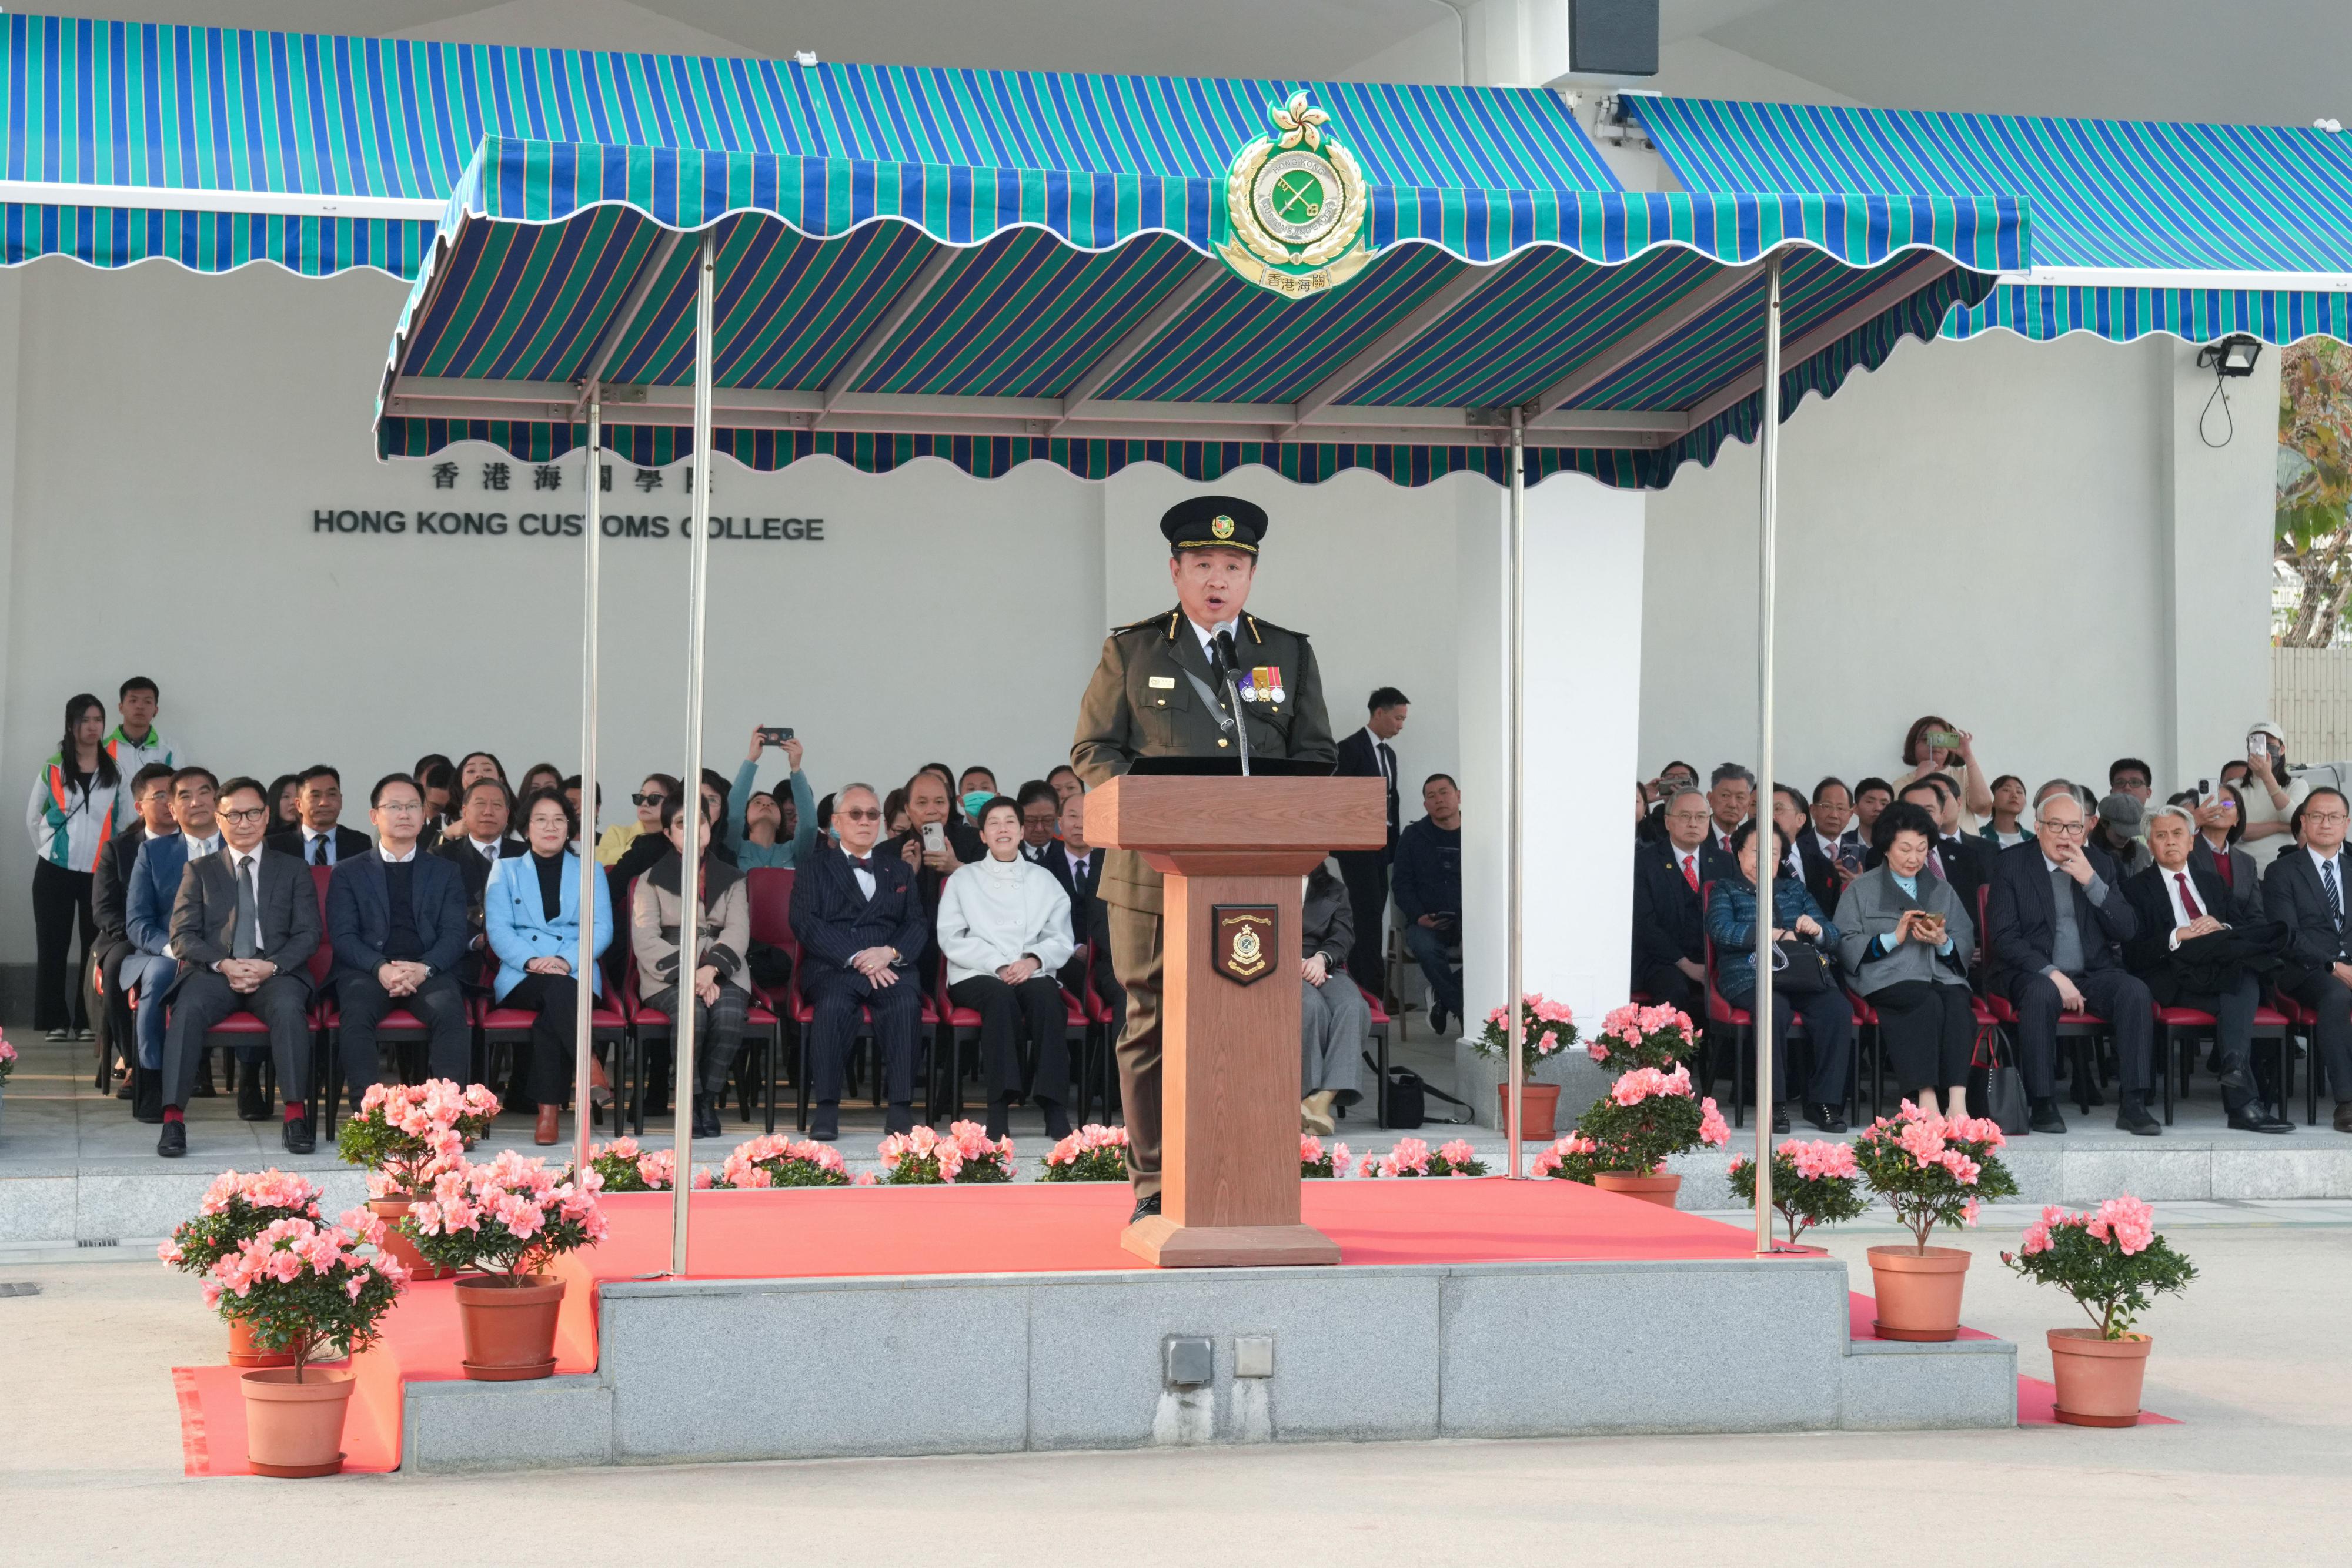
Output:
[2239, 721, 2309, 845]
[877, 766, 982, 985]
[728, 725, 818, 871]
[1835, 800, 1977, 1119]
[1893, 714, 1993, 837]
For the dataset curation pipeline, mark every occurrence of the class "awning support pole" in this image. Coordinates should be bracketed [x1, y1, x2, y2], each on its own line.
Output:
[572, 391, 602, 1178]
[1506, 406, 1526, 1178]
[1753, 250, 1785, 1255]
[670, 229, 717, 1278]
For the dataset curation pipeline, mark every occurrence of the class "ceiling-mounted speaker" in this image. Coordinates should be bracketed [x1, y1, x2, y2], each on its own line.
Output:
[1569, 0, 1659, 77]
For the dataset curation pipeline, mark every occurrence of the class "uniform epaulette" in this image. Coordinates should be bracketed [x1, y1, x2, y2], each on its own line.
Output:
[1107, 610, 1169, 637]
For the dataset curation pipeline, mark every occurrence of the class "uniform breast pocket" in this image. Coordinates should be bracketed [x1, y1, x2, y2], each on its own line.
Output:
[1138, 678, 1191, 750]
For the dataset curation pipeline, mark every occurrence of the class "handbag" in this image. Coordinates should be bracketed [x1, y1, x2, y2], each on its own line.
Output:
[1968, 1025, 2032, 1135]
[1770, 938, 1836, 994]
[1367, 1061, 1478, 1129]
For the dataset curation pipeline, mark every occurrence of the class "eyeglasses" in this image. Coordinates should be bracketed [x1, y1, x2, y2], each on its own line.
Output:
[219, 807, 268, 825]
[2039, 819, 2088, 835]
[631, 793, 666, 807]
[376, 801, 423, 815]
[2307, 810, 2349, 825]
[837, 807, 882, 822]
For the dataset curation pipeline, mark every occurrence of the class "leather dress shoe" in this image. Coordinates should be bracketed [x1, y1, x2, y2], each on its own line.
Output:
[1769, 1104, 1790, 1135]
[2115, 1101, 2160, 1136]
[1806, 1103, 1849, 1134]
[2333, 1101, 2352, 1134]
[282, 1115, 315, 1154]
[533, 1104, 560, 1145]
[1129, 1193, 1161, 1225]
[2029, 1099, 2067, 1135]
[884, 1102, 914, 1136]
[809, 1102, 840, 1142]
[236, 1073, 270, 1121]
[2229, 1104, 2294, 1134]
[1041, 1101, 1073, 1141]
[156, 1120, 186, 1158]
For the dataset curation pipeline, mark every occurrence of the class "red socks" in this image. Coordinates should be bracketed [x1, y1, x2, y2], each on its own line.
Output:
[283, 1102, 305, 1122]
[162, 1106, 184, 1123]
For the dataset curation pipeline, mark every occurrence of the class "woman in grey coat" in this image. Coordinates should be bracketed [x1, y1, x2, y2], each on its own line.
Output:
[1301, 858, 1368, 1136]
[1834, 800, 1978, 1116]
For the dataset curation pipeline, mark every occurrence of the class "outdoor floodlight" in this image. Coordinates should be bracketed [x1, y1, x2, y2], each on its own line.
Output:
[2197, 334, 2263, 377]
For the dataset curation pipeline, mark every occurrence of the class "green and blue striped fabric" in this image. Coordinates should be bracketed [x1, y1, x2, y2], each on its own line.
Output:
[1630, 96, 2352, 345]
[377, 135, 2023, 489]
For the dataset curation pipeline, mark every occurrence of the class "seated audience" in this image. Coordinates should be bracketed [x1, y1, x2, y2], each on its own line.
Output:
[1987, 791, 2154, 1135]
[2190, 783, 2261, 915]
[1706, 818, 1853, 1134]
[1047, 765, 1083, 811]
[936, 795, 1077, 1139]
[1014, 780, 1061, 865]
[1834, 801, 1976, 1118]
[1798, 777, 1861, 917]
[1852, 777, 1894, 842]
[92, 763, 177, 1094]
[957, 765, 998, 820]
[1040, 787, 1124, 1041]
[598, 772, 679, 866]
[1866, 777, 1990, 919]
[485, 788, 614, 1145]
[1394, 773, 1465, 1035]
[1631, 788, 1730, 1021]
[1705, 763, 1753, 854]
[267, 764, 370, 867]
[884, 766, 984, 978]
[435, 777, 526, 989]
[416, 760, 456, 850]
[325, 775, 472, 1109]
[123, 767, 224, 1121]
[789, 782, 929, 1141]
[726, 731, 816, 871]
[1298, 857, 1369, 1137]
[519, 761, 564, 800]
[2122, 805, 2292, 1133]
[2109, 757, 2153, 803]
[457, 751, 507, 791]
[1893, 714, 1992, 834]
[1982, 774, 2032, 849]
[2261, 785, 2352, 1135]
[2094, 791, 2153, 877]
[1639, 761, 1700, 845]
[632, 793, 751, 1141]
[881, 786, 911, 840]
[156, 777, 322, 1159]
[265, 773, 302, 837]
[1768, 784, 1809, 882]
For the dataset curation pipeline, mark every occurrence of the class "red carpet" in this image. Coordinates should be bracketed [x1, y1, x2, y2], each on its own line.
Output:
[171, 1181, 2163, 1473]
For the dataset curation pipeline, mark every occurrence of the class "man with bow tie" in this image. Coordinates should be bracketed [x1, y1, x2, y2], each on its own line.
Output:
[788, 781, 931, 1141]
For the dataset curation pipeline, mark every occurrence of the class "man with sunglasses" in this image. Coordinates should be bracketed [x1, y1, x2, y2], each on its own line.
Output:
[1987, 791, 2153, 1136]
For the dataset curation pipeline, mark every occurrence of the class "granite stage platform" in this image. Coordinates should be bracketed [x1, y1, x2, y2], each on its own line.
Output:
[169, 1181, 2027, 1476]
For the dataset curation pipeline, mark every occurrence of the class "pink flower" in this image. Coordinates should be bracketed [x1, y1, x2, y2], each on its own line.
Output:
[2092, 1194, 2156, 1256]
[1698, 1098, 1730, 1148]
[1329, 1141, 1351, 1172]
[1437, 1139, 1476, 1167]
[853, 1172, 879, 1186]
[1299, 1134, 1324, 1163]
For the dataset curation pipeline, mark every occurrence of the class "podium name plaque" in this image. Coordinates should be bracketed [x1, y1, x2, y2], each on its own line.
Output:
[1087, 773, 1386, 1266]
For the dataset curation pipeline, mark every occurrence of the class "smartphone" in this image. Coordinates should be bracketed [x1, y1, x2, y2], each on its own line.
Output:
[1928, 728, 1962, 750]
[920, 821, 947, 855]
[756, 726, 794, 747]
[2196, 778, 2210, 798]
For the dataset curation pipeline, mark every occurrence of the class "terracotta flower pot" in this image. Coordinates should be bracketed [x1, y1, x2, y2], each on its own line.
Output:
[2047, 1328, 2153, 1427]
[239, 1366, 355, 1478]
[227, 1317, 297, 1369]
[1867, 1245, 1972, 1342]
[1594, 1169, 1682, 1208]
[368, 1196, 452, 1282]
[1496, 1082, 1561, 1140]
[453, 1273, 566, 1381]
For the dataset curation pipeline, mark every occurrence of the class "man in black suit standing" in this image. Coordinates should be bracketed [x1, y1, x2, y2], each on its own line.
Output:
[326, 774, 475, 1108]
[1334, 686, 1407, 999]
[1987, 790, 2153, 1136]
[1631, 788, 1735, 1019]
[1039, 788, 1124, 1041]
[156, 777, 322, 1158]
[267, 764, 372, 868]
[2123, 805, 2291, 1132]
[2261, 784, 2352, 1134]
[434, 777, 525, 989]
[790, 781, 931, 1141]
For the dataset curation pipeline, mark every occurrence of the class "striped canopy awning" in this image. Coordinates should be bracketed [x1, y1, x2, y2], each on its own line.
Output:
[376, 126, 2024, 490]
[1629, 96, 2352, 345]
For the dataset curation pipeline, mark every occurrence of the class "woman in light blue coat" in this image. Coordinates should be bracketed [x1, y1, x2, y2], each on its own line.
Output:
[487, 787, 614, 1144]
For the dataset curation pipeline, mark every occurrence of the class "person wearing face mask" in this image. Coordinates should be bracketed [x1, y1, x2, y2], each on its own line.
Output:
[936, 796, 1078, 1139]
[1835, 801, 1976, 1118]
[2239, 721, 2308, 847]
[485, 788, 614, 1146]
[633, 793, 751, 1141]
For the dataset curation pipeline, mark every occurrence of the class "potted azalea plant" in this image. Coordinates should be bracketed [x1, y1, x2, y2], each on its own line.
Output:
[160, 1169, 328, 1366]
[1852, 1101, 2019, 1340]
[1531, 1130, 1604, 1184]
[1299, 1132, 1351, 1179]
[1356, 1136, 1489, 1178]
[1568, 1064, 1730, 1206]
[1472, 993, 1579, 1137]
[584, 1138, 690, 1192]
[1729, 1139, 1869, 1250]
[0, 1028, 14, 1135]
[1586, 1002, 1699, 1074]
[337, 1079, 500, 1281]
[1041, 1124, 1131, 1182]
[202, 1208, 407, 1476]
[713, 1133, 856, 1188]
[403, 1150, 607, 1380]
[880, 1122, 1014, 1185]
[2003, 1195, 2196, 1426]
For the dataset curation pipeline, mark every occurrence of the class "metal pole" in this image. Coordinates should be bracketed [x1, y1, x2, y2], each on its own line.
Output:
[572, 392, 602, 1177]
[1505, 406, 1526, 1177]
[1752, 250, 1785, 1255]
[670, 229, 716, 1278]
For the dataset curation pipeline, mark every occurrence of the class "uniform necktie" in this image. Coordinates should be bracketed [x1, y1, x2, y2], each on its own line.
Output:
[2174, 873, 2202, 921]
[1681, 852, 1699, 892]
[232, 855, 260, 959]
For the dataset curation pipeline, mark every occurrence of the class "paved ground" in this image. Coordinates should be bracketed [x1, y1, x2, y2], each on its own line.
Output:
[3, 1209, 2346, 1565]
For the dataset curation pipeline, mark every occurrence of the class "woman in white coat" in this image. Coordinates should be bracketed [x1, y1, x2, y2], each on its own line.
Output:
[937, 795, 1076, 1139]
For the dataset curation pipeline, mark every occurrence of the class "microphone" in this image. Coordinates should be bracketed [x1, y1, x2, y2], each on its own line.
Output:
[1211, 629, 1252, 778]
[1212, 629, 1240, 678]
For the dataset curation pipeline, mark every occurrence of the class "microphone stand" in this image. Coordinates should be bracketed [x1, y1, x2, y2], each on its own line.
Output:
[1214, 632, 1252, 778]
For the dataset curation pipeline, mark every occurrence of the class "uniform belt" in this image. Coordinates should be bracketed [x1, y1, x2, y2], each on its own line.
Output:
[1182, 668, 1234, 734]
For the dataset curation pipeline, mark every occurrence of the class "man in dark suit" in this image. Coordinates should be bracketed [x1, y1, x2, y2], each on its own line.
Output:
[2260, 784, 2352, 1134]
[789, 781, 931, 1141]
[267, 764, 372, 868]
[1987, 791, 2153, 1136]
[1632, 788, 1736, 1019]
[1038, 788, 1125, 1041]
[326, 774, 474, 1108]
[878, 767, 980, 981]
[122, 766, 226, 1121]
[434, 777, 526, 989]
[1333, 686, 1408, 998]
[1795, 777, 1863, 917]
[90, 763, 176, 1095]
[2122, 805, 2291, 1132]
[156, 777, 322, 1158]
[1014, 780, 1061, 867]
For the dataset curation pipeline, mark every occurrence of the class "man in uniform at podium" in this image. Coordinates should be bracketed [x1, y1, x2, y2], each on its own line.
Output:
[1072, 497, 1337, 1223]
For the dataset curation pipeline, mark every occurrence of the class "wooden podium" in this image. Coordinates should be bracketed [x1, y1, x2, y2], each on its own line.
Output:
[1087, 773, 1387, 1267]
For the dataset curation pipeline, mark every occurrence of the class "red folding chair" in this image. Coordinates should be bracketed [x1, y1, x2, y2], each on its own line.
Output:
[616, 881, 776, 1139]
[2151, 1000, 2294, 1125]
[1360, 981, 1392, 1125]
[740, 868, 796, 1135]
[760, 872, 940, 1132]
[476, 947, 630, 1132]
[1975, 884, 2109, 1114]
[931, 948, 1096, 1126]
